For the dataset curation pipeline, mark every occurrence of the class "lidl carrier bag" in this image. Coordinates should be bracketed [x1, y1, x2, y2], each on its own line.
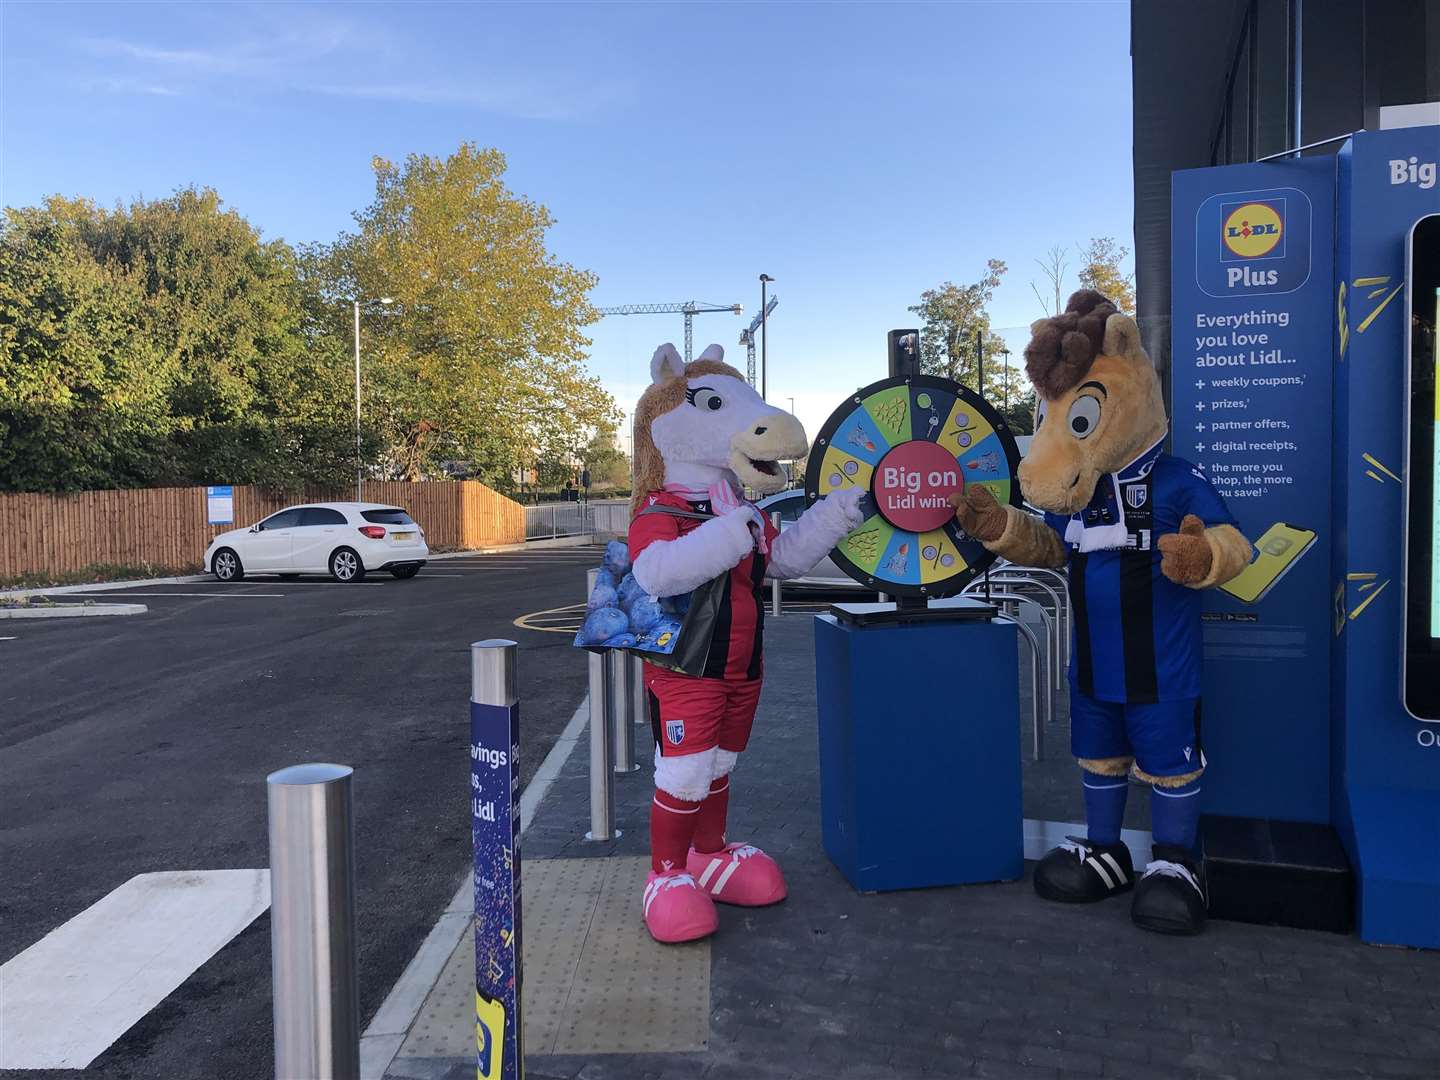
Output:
[572, 506, 729, 677]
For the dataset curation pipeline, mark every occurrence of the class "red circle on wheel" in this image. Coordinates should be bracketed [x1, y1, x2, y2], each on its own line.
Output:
[872, 440, 965, 532]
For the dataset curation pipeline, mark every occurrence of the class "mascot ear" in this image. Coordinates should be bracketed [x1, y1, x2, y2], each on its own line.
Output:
[1102, 313, 1148, 366]
[697, 343, 724, 363]
[650, 343, 686, 384]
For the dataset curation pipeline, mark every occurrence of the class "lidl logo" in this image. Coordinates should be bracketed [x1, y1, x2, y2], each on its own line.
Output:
[476, 991, 507, 1078]
[1222, 201, 1284, 258]
[1194, 185, 1312, 298]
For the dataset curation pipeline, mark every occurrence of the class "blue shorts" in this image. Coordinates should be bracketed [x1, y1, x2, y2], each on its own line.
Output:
[1069, 691, 1205, 778]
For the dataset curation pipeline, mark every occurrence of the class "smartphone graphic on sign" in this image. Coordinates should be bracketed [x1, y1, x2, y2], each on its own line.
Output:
[1220, 522, 1317, 604]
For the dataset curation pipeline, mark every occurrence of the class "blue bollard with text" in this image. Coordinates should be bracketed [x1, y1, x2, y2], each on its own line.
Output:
[471, 640, 522, 1080]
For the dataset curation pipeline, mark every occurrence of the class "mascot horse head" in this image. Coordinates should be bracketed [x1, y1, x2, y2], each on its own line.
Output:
[1019, 290, 1169, 515]
[632, 343, 808, 513]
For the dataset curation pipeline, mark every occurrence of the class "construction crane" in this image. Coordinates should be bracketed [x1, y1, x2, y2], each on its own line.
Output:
[738, 296, 778, 387]
[595, 301, 743, 362]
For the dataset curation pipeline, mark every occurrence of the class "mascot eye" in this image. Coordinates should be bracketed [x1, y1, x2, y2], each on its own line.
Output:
[691, 389, 724, 411]
[1067, 396, 1101, 438]
[1036, 400, 1049, 428]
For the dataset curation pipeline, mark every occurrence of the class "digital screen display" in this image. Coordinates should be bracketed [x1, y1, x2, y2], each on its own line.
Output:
[1405, 214, 1439, 720]
[1432, 284, 1440, 642]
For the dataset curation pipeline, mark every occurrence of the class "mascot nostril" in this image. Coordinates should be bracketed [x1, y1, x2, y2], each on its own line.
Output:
[623, 341, 869, 945]
[953, 289, 1255, 937]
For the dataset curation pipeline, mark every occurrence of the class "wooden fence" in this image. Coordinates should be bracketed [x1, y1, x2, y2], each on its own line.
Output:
[0, 481, 526, 580]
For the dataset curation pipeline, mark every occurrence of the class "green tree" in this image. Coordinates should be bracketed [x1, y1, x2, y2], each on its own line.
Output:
[580, 422, 630, 487]
[1076, 236, 1135, 315]
[0, 202, 170, 490]
[78, 188, 358, 487]
[314, 144, 618, 485]
[0, 190, 360, 492]
[908, 260, 1011, 402]
[995, 386, 1038, 436]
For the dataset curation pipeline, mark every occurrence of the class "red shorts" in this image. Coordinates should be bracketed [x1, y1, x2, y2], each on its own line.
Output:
[644, 664, 763, 757]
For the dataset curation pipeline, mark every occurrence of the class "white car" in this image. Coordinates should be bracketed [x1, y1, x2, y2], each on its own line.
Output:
[754, 489, 861, 590]
[205, 503, 429, 583]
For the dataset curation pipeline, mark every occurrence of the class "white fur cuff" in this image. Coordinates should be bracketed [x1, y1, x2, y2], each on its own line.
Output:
[655, 749, 718, 802]
[632, 512, 754, 597]
[766, 492, 860, 580]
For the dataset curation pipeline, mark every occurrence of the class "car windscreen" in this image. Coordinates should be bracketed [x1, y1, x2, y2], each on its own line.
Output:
[361, 508, 415, 525]
[764, 497, 806, 523]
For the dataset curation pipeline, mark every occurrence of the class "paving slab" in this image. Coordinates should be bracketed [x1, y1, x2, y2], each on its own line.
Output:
[387, 612, 1440, 1080]
[391, 857, 708, 1072]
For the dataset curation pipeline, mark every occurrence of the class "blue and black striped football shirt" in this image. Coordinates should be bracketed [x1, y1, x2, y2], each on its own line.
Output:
[1043, 451, 1241, 704]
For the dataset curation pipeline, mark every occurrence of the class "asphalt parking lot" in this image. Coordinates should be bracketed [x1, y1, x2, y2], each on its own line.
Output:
[0, 545, 604, 1080]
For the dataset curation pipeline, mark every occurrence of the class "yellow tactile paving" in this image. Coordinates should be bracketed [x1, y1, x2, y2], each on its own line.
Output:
[396, 857, 709, 1060]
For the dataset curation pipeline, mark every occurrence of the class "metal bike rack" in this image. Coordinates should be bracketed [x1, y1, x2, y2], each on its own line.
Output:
[988, 573, 1067, 692]
[992, 611, 1046, 762]
[967, 588, 1055, 737]
[996, 565, 1071, 668]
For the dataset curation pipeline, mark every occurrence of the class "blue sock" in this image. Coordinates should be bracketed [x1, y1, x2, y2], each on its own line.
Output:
[1082, 770, 1128, 845]
[1150, 776, 1202, 850]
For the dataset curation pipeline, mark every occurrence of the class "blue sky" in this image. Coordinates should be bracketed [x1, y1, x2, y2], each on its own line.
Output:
[2, 0, 1134, 442]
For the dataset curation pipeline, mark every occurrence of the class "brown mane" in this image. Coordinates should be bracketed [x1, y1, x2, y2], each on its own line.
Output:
[630, 358, 745, 515]
[1024, 289, 1119, 399]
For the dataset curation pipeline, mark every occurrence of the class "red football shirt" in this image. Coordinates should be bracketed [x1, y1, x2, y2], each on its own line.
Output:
[627, 489, 781, 681]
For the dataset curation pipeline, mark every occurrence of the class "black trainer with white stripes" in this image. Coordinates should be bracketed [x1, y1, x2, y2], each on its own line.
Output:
[1131, 843, 1208, 935]
[1032, 836, 1135, 902]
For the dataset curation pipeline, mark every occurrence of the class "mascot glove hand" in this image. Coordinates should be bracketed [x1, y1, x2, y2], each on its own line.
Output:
[830, 486, 868, 530]
[1157, 515, 1214, 585]
[722, 504, 763, 550]
[949, 486, 1007, 543]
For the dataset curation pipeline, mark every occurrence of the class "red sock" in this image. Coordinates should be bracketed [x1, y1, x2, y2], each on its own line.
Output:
[650, 787, 702, 874]
[692, 776, 731, 854]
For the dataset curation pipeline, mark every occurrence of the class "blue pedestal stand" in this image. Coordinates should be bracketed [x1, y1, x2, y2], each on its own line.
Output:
[815, 601, 1022, 892]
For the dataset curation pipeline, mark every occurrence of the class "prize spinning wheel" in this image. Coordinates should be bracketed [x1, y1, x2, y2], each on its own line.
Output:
[805, 374, 1023, 598]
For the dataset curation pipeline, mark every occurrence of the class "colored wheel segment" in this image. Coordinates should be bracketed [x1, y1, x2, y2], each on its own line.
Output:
[806, 374, 1023, 598]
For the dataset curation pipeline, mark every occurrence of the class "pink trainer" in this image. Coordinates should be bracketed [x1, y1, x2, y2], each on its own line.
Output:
[641, 871, 718, 944]
[686, 843, 788, 907]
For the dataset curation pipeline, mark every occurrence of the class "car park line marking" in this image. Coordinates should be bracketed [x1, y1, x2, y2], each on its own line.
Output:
[64, 591, 286, 598]
[0, 636, 16, 641]
[513, 602, 588, 634]
[0, 869, 270, 1069]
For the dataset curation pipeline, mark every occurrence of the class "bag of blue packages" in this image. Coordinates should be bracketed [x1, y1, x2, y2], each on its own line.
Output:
[571, 511, 727, 676]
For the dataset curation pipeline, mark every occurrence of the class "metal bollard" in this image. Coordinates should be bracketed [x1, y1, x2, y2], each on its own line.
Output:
[267, 763, 360, 1080]
[608, 649, 638, 773]
[470, 639, 522, 1079]
[770, 511, 782, 616]
[629, 653, 648, 727]
[585, 569, 618, 839]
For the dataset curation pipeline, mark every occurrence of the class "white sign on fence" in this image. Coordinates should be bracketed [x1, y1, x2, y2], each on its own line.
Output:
[206, 486, 234, 526]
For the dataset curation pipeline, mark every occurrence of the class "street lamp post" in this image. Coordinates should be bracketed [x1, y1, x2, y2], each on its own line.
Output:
[353, 297, 393, 501]
[759, 274, 774, 401]
[1001, 347, 1012, 412]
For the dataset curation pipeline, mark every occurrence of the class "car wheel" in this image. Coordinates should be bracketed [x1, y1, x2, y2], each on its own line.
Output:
[329, 547, 366, 583]
[212, 548, 244, 582]
[390, 565, 421, 579]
